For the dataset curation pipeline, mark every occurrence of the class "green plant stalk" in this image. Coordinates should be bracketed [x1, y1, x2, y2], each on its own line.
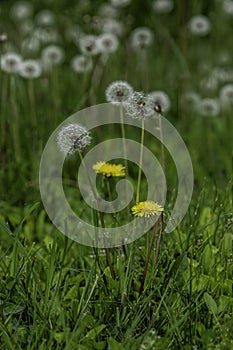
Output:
[79, 152, 115, 279]
[136, 118, 145, 204]
[153, 212, 164, 269]
[158, 113, 165, 173]
[10, 76, 21, 163]
[139, 219, 158, 296]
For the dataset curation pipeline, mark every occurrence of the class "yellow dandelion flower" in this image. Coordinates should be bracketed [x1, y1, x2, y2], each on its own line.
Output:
[93, 161, 125, 177]
[131, 201, 164, 218]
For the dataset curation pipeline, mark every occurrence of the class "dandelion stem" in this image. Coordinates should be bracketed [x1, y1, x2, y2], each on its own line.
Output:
[10, 76, 21, 162]
[158, 113, 165, 173]
[120, 105, 130, 220]
[139, 219, 158, 296]
[78, 152, 115, 279]
[136, 118, 145, 203]
[153, 212, 164, 269]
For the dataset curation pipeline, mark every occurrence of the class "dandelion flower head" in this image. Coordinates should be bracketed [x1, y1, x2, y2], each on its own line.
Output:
[93, 161, 125, 177]
[106, 80, 133, 104]
[57, 123, 91, 156]
[131, 201, 164, 218]
[126, 91, 154, 119]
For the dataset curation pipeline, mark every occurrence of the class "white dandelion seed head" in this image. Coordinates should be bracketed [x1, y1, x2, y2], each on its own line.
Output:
[106, 80, 133, 104]
[41, 45, 65, 67]
[65, 25, 83, 44]
[188, 15, 211, 36]
[181, 92, 201, 111]
[35, 9, 55, 27]
[98, 4, 119, 18]
[10, 1, 33, 22]
[131, 27, 154, 50]
[110, 0, 131, 8]
[198, 98, 220, 117]
[18, 59, 42, 79]
[97, 33, 119, 54]
[1, 52, 22, 74]
[79, 35, 100, 56]
[223, 0, 233, 15]
[21, 36, 40, 55]
[33, 27, 59, 44]
[147, 90, 171, 113]
[71, 55, 93, 73]
[19, 19, 34, 36]
[125, 91, 154, 119]
[57, 124, 91, 155]
[101, 18, 124, 36]
[212, 67, 233, 84]
[219, 84, 233, 109]
[153, 0, 174, 14]
[200, 75, 218, 93]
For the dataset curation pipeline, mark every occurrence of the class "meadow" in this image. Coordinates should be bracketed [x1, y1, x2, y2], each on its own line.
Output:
[0, 0, 233, 349]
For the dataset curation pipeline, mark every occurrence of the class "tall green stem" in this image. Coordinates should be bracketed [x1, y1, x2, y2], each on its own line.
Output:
[136, 118, 145, 203]
[120, 105, 130, 220]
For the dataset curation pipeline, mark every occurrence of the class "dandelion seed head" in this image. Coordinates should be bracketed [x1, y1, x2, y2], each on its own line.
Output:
[131, 201, 164, 218]
[126, 91, 154, 119]
[18, 59, 42, 79]
[21, 36, 40, 55]
[198, 98, 220, 117]
[219, 84, 233, 109]
[223, 0, 233, 15]
[148, 90, 171, 114]
[33, 27, 59, 44]
[97, 33, 119, 53]
[98, 4, 119, 18]
[41, 45, 65, 66]
[181, 92, 201, 111]
[131, 27, 154, 50]
[106, 80, 133, 104]
[93, 161, 125, 177]
[101, 18, 124, 36]
[1, 52, 22, 74]
[188, 15, 211, 36]
[57, 124, 91, 156]
[153, 0, 174, 14]
[35, 9, 55, 26]
[71, 55, 93, 73]
[79, 35, 100, 55]
[10, 1, 33, 22]
[110, 0, 131, 8]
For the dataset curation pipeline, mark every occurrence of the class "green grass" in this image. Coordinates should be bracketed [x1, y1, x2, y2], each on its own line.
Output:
[0, 0, 233, 348]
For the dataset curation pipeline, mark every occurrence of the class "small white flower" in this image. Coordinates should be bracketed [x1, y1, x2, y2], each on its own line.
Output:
[153, 0, 174, 14]
[71, 55, 93, 73]
[97, 33, 119, 54]
[79, 35, 100, 55]
[10, 1, 33, 22]
[57, 124, 91, 155]
[35, 9, 55, 26]
[126, 91, 154, 119]
[1, 52, 22, 74]
[198, 98, 220, 117]
[41, 45, 65, 67]
[18, 59, 42, 79]
[188, 15, 211, 36]
[106, 81, 133, 104]
[219, 84, 233, 109]
[147, 90, 171, 113]
[131, 27, 154, 50]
